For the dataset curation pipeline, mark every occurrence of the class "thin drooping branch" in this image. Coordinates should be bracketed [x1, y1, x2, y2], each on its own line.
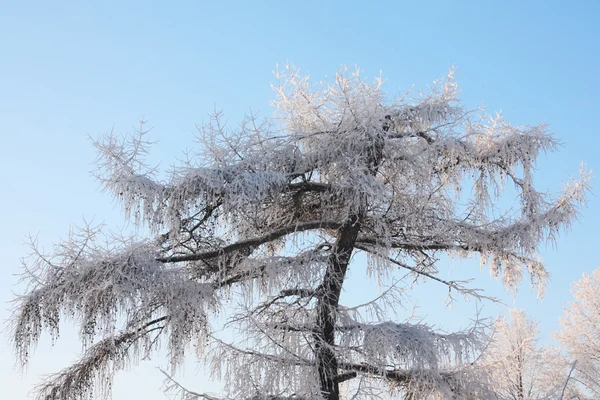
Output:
[355, 244, 498, 303]
[157, 220, 342, 263]
[356, 237, 463, 251]
[161, 369, 307, 400]
[36, 317, 167, 400]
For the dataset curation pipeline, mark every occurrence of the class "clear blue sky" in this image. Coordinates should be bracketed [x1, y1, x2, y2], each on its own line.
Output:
[2, 1, 599, 398]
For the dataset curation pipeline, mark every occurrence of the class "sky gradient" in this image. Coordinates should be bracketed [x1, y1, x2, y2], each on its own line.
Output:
[2, 1, 599, 398]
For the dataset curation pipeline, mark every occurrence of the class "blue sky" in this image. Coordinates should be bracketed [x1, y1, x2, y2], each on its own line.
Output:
[2, 1, 599, 398]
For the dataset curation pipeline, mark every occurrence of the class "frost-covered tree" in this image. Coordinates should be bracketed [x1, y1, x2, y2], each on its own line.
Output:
[482, 310, 578, 400]
[555, 266, 600, 397]
[10, 66, 590, 400]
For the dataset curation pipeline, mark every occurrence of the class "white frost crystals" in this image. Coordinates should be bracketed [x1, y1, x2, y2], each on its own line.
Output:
[10, 65, 590, 400]
[554, 266, 600, 397]
[482, 310, 579, 399]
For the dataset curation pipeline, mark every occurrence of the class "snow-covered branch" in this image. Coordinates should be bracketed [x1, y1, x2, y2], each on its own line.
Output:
[157, 220, 342, 264]
[35, 318, 166, 400]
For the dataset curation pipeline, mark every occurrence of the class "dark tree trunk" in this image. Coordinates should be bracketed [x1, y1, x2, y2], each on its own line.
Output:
[313, 132, 382, 400]
[314, 214, 361, 400]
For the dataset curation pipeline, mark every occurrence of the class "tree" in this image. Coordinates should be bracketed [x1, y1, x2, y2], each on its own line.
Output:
[10, 65, 590, 400]
[555, 266, 600, 397]
[482, 310, 578, 400]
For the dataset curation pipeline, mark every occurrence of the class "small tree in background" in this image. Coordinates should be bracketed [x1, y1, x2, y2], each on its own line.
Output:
[10, 66, 590, 400]
[555, 266, 600, 398]
[482, 309, 578, 400]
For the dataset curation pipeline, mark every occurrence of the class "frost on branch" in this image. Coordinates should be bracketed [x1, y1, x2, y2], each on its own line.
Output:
[481, 310, 579, 400]
[11, 65, 589, 400]
[12, 225, 216, 400]
[554, 266, 600, 397]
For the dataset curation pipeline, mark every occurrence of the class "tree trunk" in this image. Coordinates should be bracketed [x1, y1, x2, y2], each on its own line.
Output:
[314, 214, 361, 400]
[314, 133, 381, 400]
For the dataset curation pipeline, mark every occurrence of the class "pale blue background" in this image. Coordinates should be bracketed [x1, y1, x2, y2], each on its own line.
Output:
[2, 1, 599, 398]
